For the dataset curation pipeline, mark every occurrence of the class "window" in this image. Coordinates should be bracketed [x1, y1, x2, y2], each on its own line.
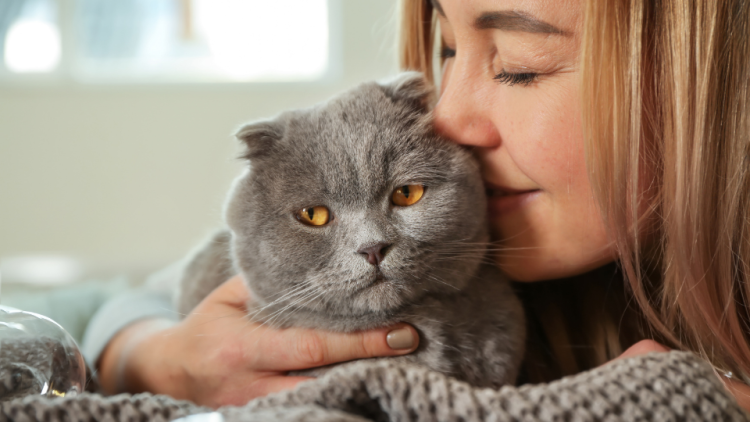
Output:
[2, 0, 60, 73]
[0, 0, 332, 83]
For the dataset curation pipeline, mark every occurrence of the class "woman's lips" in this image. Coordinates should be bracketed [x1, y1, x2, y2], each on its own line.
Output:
[485, 183, 541, 215]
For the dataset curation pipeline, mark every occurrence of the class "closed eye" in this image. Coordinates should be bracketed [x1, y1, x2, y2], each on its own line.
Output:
[440, 47, 456, 59]
[493, 70, 538, 86]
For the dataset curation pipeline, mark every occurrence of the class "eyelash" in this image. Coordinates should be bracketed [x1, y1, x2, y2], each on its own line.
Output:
[440, 47, 456, 59]
[439, 47, 538, 87]
[493, 70, 538, 86]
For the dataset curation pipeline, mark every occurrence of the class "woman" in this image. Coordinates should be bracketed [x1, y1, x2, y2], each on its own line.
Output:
[88, 0, 750, 410]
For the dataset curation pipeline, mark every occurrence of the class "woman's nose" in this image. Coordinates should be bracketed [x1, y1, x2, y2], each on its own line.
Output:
[433, 63, 501, 148]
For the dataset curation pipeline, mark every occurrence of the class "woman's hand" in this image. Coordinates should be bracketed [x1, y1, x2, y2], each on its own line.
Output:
[98, 275, 419, 408]
[614, 339, 670, 361]
[614, 340, 750, 413]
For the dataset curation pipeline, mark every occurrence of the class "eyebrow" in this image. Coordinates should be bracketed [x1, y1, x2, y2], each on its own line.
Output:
[475, 11, 566, 35]
[431, 0, 567, 36]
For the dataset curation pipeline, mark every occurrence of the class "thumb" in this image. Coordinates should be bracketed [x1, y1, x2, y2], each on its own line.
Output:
[206, 275, 252, 309]
[250, 323, 420, 371]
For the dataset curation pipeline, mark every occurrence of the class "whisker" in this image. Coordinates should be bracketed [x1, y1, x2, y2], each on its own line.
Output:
[245, 283, 316, 320]
[258, 286, 322, 327]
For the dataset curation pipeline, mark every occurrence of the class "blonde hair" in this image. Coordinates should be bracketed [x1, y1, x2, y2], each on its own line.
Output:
[399, 0, 437, 84]
[583, 0, 750, 378]
[400, 0, 750, 382]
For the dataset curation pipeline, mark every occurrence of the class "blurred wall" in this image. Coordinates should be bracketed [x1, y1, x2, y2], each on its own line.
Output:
[0, 1, 401, 282]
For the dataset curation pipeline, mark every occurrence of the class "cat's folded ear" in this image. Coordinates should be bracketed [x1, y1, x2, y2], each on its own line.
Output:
[235, 120, 284, 160]
[378, 71, 436, 112]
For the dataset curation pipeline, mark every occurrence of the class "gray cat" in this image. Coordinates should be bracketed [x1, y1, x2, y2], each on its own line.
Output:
[176, 72, 525, 388]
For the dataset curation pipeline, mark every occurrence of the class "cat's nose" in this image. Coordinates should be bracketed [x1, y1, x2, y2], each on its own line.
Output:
[357, 242, 391, 266]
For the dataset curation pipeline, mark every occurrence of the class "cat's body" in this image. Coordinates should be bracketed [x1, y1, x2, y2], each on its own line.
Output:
[177, 73, 525, 388]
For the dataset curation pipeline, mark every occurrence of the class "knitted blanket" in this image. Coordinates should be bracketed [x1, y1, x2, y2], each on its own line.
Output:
[2, 351, 748, 422]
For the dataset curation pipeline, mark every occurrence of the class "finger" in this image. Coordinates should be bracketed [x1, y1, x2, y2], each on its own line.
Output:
[616, 339, 670, 360]
[254, 376, 313, 395]
[250, 323, 420, 371]
[185, 276, 252, 327]
[205, 275, 251, 308]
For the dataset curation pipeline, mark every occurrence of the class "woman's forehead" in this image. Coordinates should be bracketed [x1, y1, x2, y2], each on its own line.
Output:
[433, 0, 581, 36]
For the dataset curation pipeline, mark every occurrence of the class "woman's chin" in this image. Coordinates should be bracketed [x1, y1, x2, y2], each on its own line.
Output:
[493, 253, 616, 282]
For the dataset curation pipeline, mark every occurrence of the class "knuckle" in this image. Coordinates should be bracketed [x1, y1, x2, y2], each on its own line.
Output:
[628, 339, 668, 355]
[296, 332, 327, 366]
[634, 339, 661, 350]
[357, 332, 379, 358]
[212, 339, 246, 370]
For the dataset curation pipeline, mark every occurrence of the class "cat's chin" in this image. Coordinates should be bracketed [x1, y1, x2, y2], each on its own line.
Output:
[347, 273, 412, 313]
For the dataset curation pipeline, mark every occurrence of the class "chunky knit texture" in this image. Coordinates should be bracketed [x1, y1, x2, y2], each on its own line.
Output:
[1, 351, 748, 421]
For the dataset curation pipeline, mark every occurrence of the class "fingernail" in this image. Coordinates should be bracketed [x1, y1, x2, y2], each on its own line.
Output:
[386, 327, 415, 350]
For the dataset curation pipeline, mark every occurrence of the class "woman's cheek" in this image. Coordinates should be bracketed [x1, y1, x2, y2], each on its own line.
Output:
[517, 87, 585, 193]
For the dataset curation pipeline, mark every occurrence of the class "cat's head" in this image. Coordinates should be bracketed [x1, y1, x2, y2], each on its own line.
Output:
[226, 72, 488, 318]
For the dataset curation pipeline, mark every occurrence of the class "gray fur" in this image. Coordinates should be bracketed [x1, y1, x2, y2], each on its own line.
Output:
[176, 72, 525, 388]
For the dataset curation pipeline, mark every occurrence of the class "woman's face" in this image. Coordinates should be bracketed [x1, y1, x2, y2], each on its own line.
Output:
[433, 0, 615, 281]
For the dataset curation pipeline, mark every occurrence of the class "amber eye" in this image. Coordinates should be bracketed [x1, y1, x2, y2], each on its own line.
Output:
[296, 206, 330, 226]
[392, 185, 425, 206]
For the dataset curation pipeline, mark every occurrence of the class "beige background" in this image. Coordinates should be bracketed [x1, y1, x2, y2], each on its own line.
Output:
[0, 1, 401, 283]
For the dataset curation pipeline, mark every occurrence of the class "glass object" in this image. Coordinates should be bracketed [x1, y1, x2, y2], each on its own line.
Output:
[0, 306, 86, 401]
